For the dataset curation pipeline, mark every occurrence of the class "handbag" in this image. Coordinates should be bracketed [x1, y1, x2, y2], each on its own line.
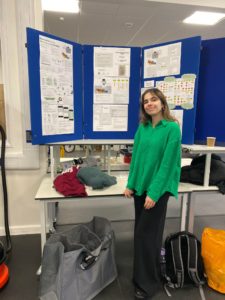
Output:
[39, 216, 117, 300]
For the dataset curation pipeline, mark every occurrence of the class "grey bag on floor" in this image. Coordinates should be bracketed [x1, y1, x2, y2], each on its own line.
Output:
[39, 216, 117, 300]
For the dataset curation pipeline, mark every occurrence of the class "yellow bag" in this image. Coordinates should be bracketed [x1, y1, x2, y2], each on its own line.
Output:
[202, 227, 225, 294]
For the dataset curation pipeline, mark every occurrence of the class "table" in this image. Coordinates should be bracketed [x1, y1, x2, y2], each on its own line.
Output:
[35, 171, 218, 253]
[182, 144, 225, 186]
[36, 145, 225, 254]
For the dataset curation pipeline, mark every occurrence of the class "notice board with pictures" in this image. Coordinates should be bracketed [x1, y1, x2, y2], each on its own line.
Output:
[27, 28, 203, 145]
[83, 45, 141, 139]
[26, 28, 83, 145]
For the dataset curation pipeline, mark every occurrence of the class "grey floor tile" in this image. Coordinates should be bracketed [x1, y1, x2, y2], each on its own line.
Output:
[93, 279, 124, 300]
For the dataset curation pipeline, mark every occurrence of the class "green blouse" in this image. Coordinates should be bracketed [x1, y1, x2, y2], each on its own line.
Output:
[126, 119, 181, 202]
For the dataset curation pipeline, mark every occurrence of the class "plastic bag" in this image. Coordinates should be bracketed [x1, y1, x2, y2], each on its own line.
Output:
[202, 227, 225, 294]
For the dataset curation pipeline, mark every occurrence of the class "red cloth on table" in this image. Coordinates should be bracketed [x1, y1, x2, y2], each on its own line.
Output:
[53, 166, 87, 197]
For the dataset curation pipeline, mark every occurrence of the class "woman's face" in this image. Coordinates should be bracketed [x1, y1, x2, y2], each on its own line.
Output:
[143, 92, 164, 117]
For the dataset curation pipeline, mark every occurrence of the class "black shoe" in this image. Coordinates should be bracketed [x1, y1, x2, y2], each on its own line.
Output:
[135, 288, 150, 299]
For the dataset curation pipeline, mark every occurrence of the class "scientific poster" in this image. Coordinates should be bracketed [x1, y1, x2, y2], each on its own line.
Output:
[94, 77, 129, 104]
[93, 104, 128, 131]
[94, 47, 130, 77]
[39, 35, 74, 135]
[144, 42, 181, 78]
[93, 47, 131, 131]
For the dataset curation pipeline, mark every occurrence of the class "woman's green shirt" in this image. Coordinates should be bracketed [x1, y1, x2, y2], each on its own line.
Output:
[126, 120, 181, 202]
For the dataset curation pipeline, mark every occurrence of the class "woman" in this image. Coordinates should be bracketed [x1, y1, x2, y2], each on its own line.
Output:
[124, 88, 181, 299]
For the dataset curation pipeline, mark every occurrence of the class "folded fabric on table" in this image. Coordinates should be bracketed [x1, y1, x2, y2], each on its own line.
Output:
[77, 167, 117, 189]
[54, 166, 87, 197]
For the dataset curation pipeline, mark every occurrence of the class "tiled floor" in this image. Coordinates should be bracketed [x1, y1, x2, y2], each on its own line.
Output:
[1, 216, 225, 300]
[0, 235, 41, 300]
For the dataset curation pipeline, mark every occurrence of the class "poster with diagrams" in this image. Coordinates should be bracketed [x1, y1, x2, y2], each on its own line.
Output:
[144, 42, 181, 79]
[39, 35, 74, 136]
[93, 105, 128, 131]
[156, 74, 196, 109]
[94, 77, 129, 104]
[94, 47, 130, 77]
[93, 47, 131, 131]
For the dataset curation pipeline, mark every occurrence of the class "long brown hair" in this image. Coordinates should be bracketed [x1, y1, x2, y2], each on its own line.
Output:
[140, 88, 177, 125]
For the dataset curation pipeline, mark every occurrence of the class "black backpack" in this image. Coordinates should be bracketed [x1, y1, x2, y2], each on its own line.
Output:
[161, 231, 206, 297]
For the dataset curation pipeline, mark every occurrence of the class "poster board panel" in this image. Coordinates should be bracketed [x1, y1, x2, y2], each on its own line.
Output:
[26, 28, 83, 145]
[142, 36, 201, 144]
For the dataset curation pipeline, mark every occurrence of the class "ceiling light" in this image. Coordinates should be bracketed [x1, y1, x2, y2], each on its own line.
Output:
[42, 0, 79, 13]
[183, 11, 225, 25]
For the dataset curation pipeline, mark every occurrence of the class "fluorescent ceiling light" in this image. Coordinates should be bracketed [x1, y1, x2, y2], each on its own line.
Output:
[42, 0, 79, 13]
[183, 11, 225, 25]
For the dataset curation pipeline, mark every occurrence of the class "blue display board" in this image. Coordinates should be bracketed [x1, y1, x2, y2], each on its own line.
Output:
[141, 36, 202, 144]
[27, 28, 203, 145]
[83, 45, 141, 139]
[26, 28, 83, 145]
[195, 37, 225, 145]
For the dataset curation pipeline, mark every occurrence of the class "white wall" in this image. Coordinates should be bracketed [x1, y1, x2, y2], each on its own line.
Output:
[0, 148, 47, 235]
[0, 47, 2, 83]
[0, 0, 45, 235]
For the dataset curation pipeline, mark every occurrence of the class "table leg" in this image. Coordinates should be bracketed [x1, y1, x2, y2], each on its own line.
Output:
[47, 202, 56, 233]
[40, 201, 47, 253]
[107, 145, 111, 175]
[103, 145, 106, 169]
[203, 153, 211, 187]
[187, 192, 196, 233]
[180, 193, 189, 231]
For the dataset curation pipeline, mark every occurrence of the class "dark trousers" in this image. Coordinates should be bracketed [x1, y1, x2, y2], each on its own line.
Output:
[133, 192, 170, 297]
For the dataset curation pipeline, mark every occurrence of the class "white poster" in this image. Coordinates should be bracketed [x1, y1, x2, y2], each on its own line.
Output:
[39, 35, 74, 136]
[144, 42, 181, 79]
[94, 47, 130, 77]
[144, 80, 155, 88]
[93, 47, 131, 131]
[94, 77, 129, 104]
[93, 104, 128, 131]
[171, 109, 183, 135]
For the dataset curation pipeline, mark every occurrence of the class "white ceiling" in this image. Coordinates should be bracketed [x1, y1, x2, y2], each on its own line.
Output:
[43, 0, 225, 46]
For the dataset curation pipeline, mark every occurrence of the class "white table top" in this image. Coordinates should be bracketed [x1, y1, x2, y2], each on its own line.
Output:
[44, 142, 225, 151]
[35, 173, 218, 201]
[182, 144, 225, 154]
[35, 174, 128, 200]
[48, 139, 134, 145]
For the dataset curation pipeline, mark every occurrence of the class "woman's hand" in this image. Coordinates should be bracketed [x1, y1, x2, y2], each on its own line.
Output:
[124, 188, 134, 198]
[144, 195, 156, 209]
